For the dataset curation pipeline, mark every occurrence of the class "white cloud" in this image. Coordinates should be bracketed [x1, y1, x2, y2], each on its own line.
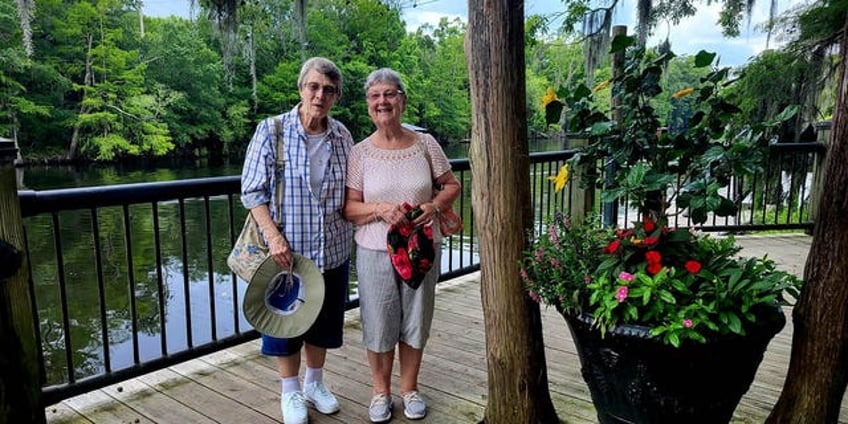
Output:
[403, 11, 465, 32]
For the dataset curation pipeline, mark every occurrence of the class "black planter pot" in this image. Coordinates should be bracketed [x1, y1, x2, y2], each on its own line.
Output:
[563, 307, 786, 424]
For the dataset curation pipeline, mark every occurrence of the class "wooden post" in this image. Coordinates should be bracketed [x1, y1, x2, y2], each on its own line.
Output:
[567, 137, 594, 225]
[603, 25, 627, 227]
[0, 140, 44, 424]
[807, 120, 831, 234]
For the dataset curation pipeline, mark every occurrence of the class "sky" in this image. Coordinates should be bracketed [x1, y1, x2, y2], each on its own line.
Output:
[143, 0, 804, 67]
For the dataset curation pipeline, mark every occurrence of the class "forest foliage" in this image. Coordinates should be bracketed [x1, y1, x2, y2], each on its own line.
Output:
[0, 0, 836, 162]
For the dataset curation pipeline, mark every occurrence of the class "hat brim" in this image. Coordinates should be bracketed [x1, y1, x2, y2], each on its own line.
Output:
[243, 254, 324, 338]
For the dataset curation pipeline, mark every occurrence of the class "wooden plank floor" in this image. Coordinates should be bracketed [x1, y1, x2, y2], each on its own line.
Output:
[45, 234, 848, 424]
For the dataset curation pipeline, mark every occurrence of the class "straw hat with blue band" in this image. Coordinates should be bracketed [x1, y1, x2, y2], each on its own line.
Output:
[243, 253, 325, 338]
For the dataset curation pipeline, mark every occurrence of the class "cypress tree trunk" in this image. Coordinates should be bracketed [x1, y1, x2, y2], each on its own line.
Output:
[768, 15, 848, 423]
[466, 1, 558, 422]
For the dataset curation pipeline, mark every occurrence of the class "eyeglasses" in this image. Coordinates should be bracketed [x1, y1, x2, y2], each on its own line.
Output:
[366, 90, 404, 102]
[305, 82, 339, 97]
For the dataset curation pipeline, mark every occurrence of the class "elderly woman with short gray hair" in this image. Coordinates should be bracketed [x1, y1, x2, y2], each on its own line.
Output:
[344, 68, 461, 423]
[241, 56, 353, 424]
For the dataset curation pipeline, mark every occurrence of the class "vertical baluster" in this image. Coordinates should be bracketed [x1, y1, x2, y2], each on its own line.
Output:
[179, 199, 192, 348]
[90, 208, 110, 373]
[228, 194, 240, 334]
[122, 205, 140, 365]
[204, 196, 217, 341]
[52, 212, 74, 383]
[152, 202, 168, 356]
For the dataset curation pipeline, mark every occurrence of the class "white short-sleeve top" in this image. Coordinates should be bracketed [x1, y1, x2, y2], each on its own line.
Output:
[347, 133, 452, 250]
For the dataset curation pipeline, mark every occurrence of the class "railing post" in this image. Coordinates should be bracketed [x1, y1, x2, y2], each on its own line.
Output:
[568, 139, 595, 225]
[0, 140, 44, 424]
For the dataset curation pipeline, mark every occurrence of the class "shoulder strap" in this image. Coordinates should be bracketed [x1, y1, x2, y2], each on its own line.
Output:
[273, 117, 284, 226]
[417, 134, 435, 180]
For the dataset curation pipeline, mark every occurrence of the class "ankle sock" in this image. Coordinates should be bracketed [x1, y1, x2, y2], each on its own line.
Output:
[304, 367, 323, 386]
[281, 376, 301, 394]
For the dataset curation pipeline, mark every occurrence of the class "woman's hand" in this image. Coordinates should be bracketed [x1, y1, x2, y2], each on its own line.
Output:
[412, 202, 440, 227]
[267, 232, 292, 270]
[375, 202, 408, 226]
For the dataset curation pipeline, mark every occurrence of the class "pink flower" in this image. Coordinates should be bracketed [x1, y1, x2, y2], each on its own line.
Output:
[548, 224, 559, 243]
[618, 271, 634, 282]
[528, 291, 541, 303]
[683, 319, 693, 328]
[616, 286, 629, 303]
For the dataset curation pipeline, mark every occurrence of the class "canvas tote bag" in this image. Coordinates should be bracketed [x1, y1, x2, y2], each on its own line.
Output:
[227, 118, 285, 281]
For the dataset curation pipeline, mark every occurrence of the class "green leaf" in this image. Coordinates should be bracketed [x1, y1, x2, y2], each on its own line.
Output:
[545, 100, 565, 126]
[694, 50, 717, 68]
[610, 34, 636, 53]
[727, 313, 742, 333]
[590, 121, 614, 135]
[772, 105, 799, 124]
[668, 333, 681, 347]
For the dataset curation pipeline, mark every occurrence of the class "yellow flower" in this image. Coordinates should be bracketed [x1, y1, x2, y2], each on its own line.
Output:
[547, 164, 569, 192]
[672, 87, 695, 99]
[593, 80, 610, 92]
[541, 87, 558, 107]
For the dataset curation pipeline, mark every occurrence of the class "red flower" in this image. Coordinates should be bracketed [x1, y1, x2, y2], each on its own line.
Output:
[643, 220, 656, 233]
[685, 260, 702, 274]
[604, 240, 621, 254]
[645, 250, 662, 264]
[647, 262, 663, 275]
[390, 247, 413, 280]
[643, 236, 659, 246]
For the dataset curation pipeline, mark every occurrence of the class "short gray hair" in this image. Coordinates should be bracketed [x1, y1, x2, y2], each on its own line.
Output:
[363, 68, 406, 94]
[298, 57, 343, 95]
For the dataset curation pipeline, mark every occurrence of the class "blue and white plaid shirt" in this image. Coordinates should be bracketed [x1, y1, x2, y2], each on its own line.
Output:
[240, 105, 353, 270]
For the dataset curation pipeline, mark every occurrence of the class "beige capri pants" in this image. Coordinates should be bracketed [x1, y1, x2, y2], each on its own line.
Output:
[355, 246, 440, 352]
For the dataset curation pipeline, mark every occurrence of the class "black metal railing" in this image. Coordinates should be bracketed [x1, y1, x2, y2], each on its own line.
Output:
[18, 144, 822, 407]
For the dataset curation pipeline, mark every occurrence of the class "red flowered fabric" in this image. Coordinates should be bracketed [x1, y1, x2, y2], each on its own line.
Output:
[387, 203, 436, 289]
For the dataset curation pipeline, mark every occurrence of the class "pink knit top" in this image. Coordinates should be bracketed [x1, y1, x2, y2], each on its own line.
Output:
[346, 133, 452, 250]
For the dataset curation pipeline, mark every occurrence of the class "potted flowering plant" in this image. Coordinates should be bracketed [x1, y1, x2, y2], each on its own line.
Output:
[522, 37, 804, 423]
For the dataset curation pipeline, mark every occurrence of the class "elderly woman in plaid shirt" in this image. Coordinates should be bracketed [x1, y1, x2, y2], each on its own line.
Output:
[240, 57, 353, 424]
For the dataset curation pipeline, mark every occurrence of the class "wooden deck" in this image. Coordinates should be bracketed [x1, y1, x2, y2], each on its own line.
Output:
[44, 234, 848, 423]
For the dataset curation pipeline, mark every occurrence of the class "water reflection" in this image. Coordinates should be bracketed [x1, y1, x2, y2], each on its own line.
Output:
[28, 198, 251, 385]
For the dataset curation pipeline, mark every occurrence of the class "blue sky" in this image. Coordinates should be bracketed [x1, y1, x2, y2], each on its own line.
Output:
[143, 0, 803, 67]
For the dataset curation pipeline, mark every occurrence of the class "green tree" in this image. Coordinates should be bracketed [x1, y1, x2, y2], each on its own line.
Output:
[142, 17, 230, 155]
[400, 18, 470, 142]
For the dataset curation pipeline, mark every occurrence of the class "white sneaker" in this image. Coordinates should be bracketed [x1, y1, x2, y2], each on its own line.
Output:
[281, 391, 308, 424]
[369, 393, 392, 423]
[303, 381, 340, 414]
[402, 391, 427, 420]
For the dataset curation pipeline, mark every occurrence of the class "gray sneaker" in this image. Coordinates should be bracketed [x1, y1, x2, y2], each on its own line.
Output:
[402, 391, 427, 420]
[368, 393, 392, 423]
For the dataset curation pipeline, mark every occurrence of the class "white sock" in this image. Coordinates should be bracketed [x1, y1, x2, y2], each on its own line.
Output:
[304, 367, 323, 386]
[281, 376, 301, 394]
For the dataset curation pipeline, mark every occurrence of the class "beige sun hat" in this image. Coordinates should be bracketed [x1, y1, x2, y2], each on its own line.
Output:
[242, 254, 325, 338]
